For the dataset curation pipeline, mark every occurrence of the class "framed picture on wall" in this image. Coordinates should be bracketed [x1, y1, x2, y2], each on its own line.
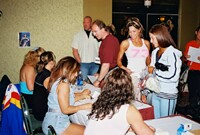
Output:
[19, 32, 30, 48]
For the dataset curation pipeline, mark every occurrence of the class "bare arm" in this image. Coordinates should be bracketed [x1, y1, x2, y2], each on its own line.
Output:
[43, 77, 50, 89]
[144, 40, 151, 66]
[57, 81, 92, 114]
[93, 63, 110, 87]
[72, 48, 81, 63]
[117, 40, 132, 74]
[74, 89, 91, 102]
[127, 105, 155, 135]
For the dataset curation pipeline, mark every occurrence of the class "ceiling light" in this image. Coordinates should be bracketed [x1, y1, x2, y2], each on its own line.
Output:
[144, 0, 151, 8]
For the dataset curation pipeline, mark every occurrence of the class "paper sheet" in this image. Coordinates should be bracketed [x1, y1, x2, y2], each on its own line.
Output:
[187, 47, 200, 63]
[87, 75, 97, 84]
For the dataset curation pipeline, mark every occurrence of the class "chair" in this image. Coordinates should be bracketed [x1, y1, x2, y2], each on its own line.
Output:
[48, 125, 57, 135]
[20, 95, 43, 135]
[20, 95, 33, 135]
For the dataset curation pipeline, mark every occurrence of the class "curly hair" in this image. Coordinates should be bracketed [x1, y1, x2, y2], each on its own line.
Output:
[48, 56, 80, 91]
[88, 68, 134, 120]
[23, 47, 45, 67]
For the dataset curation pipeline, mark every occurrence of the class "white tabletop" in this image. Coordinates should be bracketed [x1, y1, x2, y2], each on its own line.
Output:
[145, 115, 200, 135]
[69, 83, 152, 126]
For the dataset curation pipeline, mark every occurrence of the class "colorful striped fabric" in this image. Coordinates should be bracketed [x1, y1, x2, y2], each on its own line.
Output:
[0, 84, 27, 135]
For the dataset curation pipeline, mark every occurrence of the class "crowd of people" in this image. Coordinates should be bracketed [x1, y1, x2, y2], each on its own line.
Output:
[16, 15, 200, 135]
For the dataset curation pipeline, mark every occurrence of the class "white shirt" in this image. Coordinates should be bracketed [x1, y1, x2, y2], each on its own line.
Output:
[84, 104, 130, 135]
[71, 29, 100, 63]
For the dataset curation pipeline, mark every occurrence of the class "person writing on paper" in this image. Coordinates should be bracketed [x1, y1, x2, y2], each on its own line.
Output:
[149, 24, 182, 119]
[91, 20, 120, 88]
[42, 56, 92, 135]
[184, 25, 200, 106]
[84, 68, 154, 135]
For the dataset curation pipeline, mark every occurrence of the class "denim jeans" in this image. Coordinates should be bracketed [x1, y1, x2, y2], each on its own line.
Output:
[152, 93, 177, 119]
[80, 62, 99, 80]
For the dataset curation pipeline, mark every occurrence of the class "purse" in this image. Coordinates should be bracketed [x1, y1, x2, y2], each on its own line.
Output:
[145, 74, 160, 93]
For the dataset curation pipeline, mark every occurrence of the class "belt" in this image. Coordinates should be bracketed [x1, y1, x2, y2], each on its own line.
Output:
[48, 108, 61, 113]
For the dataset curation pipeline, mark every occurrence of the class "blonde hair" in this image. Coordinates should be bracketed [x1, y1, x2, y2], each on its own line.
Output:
[105, 24, 116, 35]
[23, 47, 45, 67]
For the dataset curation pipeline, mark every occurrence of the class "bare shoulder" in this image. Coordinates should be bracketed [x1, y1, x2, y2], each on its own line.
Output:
[127, 104, 143, 122]
[144, 39, 150, 49]
[57, 80, 70, 93]
[23, 64, 35, 71]
[144, 39, 150, 45]
[120, 39, 129, 49]
[128, 104, 139, 114]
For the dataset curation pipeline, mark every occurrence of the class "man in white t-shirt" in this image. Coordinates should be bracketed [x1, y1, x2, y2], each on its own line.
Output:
[72, 16, 100, 80]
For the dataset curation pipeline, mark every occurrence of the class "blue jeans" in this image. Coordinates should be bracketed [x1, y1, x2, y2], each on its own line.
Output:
[152, 93, 177, 119]
[80, 62, 99, 80]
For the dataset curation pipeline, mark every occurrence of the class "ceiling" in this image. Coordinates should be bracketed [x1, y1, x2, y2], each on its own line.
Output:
[113, 0, 179, 14]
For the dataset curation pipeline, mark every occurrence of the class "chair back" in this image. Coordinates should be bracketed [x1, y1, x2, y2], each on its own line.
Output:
[20, 95, 33, 135]
[48, 125, 57, 135]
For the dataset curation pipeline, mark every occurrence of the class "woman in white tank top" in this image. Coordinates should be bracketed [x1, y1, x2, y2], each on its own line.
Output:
[84, 68, 154, 135]
[117, 17, 151, 101]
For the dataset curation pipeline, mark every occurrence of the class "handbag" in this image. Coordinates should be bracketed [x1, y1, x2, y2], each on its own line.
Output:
[178, 62, 192, 92]
[145, 74, 160, 93]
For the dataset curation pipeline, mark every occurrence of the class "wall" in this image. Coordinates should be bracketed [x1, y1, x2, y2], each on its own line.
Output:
[0, 0, 83, 83]
[179, 0, 200, 51]
[83, 0, 112, 24]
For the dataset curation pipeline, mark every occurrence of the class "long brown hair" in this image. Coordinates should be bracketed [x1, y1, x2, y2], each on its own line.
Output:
[88, 68, 134, 120]
[48, 56, 80, 91]
[149, 24, 176, 48]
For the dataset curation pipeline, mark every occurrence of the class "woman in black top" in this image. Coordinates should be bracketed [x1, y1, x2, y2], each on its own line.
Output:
[33, 51, 56, 121]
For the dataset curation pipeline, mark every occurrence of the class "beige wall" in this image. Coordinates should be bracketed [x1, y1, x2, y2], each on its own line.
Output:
[0, 0, 112, 84]
[179, 0, 200, 51]
[1, 0, 198, 83]
[0, 0, 83, 83]
[83, 0, 112, 25]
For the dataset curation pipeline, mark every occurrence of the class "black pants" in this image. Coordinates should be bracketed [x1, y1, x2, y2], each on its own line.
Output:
[188, 70, 200, 105]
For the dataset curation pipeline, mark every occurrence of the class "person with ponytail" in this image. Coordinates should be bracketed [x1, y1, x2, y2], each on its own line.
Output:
[33, 51, 56, 121]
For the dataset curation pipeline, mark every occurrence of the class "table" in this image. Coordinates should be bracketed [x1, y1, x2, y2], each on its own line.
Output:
[69, 83, 154, 126]
[145, 115, 200, 135]
[130, 100, 154, 120]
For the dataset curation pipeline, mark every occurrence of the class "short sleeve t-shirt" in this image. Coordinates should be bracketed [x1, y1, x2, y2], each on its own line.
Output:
[99, 34, 120, 69]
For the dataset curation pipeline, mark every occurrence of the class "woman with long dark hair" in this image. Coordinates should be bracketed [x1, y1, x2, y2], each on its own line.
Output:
[149, 24, 182, 118]
[33, 51, 56, 121]
[42, 56, 91, 135]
